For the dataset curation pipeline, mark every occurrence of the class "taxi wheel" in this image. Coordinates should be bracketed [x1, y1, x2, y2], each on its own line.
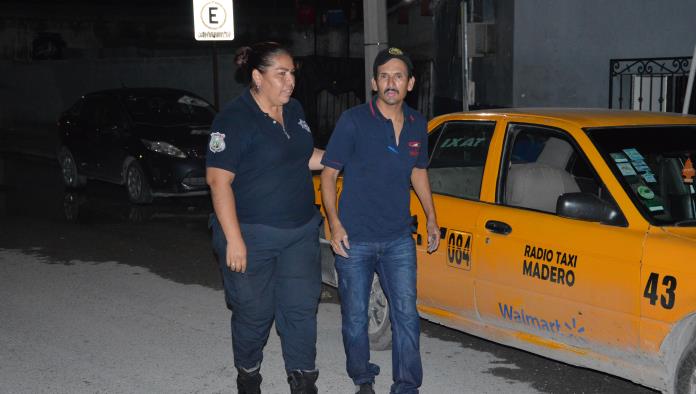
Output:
[126, 162, 153, 204]
[58, 147, 86, 188]
[368, 275, 392, 351]
[676, 343, 696, 394]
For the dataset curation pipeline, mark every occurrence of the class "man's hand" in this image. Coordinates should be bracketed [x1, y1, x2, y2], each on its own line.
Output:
[329, 223, 350, 258]
[226, 235, 247, 273]
[426, 218, 440, 253]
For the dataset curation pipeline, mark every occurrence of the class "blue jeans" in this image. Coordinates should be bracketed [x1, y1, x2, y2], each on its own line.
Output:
[335, 235, 422, 394]
[210, 212, 322, 373]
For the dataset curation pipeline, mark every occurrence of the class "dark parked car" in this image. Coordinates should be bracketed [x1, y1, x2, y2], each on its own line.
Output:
[57, 88, 214, 203]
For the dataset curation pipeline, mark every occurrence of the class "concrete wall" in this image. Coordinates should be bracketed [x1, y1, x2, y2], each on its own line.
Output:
[476, 0, 514, 107]
[512, 0, 696, 108]
[0, 55, 246, 129]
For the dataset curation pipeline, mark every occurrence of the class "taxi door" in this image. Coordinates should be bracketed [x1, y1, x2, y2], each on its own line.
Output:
[473, 122, 646, 353]
[411, 119, 496, 323]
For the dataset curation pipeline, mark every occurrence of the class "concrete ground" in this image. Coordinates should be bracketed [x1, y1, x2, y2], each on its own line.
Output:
[1, 248, 541, 394]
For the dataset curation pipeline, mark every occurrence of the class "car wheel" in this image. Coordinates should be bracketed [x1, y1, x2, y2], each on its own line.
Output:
[126, 161, 153, 204]
[58, 147, 86, 188]
[676, 343, 696, 394]
[368, 274, 392, 350]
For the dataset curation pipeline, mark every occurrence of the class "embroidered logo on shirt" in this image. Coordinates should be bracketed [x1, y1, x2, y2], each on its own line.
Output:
[408, 141, 420, 157]
[298, 119, 311, 133]
[209, 132, 226, 153]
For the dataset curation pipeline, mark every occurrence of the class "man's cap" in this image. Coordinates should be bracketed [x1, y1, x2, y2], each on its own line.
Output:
[373, 47, 414, 78]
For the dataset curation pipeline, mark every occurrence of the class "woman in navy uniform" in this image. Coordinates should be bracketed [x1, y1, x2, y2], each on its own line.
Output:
[206, 42, 324, 394]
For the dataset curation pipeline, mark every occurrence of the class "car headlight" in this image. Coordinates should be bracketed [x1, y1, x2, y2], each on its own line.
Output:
[141, 139, 186, 158]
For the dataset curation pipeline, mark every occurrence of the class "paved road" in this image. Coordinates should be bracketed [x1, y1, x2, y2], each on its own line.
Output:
[0, 154, 657, 393]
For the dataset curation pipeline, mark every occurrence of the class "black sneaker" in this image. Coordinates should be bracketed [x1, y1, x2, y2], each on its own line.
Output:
[355, 383, 375, 394]
[287, 370, 319, 394]
[236, 367, 262, 394]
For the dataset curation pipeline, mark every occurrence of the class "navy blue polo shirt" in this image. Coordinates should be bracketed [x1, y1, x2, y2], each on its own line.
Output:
[206, 90, 316, 228]
[321, 98, 428, 242]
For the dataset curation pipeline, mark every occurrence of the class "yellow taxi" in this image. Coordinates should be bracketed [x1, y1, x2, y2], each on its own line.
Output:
[313, 109, 696, 394]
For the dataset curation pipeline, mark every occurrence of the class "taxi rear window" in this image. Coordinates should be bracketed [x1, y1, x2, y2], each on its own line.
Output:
[587, 125, 696, 226]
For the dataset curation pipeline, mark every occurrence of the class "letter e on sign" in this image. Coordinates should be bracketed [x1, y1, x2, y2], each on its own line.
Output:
[193, 0, 235, 41]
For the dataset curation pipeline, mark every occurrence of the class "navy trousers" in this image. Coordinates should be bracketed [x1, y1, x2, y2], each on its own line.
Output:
[211, 212, 322, 373]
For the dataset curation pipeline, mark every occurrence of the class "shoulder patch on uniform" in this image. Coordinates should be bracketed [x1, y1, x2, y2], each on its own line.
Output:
[209, 132, 226, 153]
[298, 119, 311, 133]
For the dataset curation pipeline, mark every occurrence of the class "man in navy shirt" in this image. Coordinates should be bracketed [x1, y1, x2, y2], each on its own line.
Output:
[320, 47, 440, 394]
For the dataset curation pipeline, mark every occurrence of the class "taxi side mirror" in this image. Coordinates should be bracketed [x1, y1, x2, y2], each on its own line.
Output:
[556, 192, 627, 227]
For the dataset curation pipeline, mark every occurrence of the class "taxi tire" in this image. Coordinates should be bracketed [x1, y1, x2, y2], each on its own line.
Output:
[58, 147, 86, 188]
[126, 161, 153, 204]
[368, 275, 392, 351]
[675, 343, 696, 394]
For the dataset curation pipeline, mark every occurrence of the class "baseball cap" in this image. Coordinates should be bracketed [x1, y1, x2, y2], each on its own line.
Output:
[373, 47, 414, 78]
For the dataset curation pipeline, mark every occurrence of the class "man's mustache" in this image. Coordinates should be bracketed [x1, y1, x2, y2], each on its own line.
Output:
[383, 88, 399, 94]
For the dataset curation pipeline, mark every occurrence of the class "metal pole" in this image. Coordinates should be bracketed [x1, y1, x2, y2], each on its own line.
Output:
[363, 0, 388, 103]
[682, 43, 696, 115]
[608, 60, 613, 108]
[461, 0, 469, 111]
[212, 43, 220, 109]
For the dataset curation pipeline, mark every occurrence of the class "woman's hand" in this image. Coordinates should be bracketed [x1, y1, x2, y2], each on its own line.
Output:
[309, 148, 325, 171]
[226, 234, 247, 273]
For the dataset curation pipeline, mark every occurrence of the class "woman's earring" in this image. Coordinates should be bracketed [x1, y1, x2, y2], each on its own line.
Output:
[254, 82, 260, 92]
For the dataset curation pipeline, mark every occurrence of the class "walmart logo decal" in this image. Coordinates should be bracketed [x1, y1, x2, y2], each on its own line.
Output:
[498, 302, 585, 339]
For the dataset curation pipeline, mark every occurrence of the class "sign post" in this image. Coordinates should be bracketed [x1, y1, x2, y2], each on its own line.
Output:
[192, 0, 235, 109]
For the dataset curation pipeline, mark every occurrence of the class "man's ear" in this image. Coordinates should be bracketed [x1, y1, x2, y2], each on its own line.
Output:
[371, 77, 378, 92]
[407, 76, 415, 92]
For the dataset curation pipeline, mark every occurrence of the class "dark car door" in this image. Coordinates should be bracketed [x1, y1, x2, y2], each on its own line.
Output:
[82, 96, 129, 182]
[70, 98, 99, 176]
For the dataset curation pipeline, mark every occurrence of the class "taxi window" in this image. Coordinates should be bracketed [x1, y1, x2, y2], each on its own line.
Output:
[502, 124, 621, 220]
[587, 125, 696, 226]
[428, 121, 494, 200]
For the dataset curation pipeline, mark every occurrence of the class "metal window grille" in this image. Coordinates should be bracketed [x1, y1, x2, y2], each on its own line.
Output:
[609, 57, 694, 113]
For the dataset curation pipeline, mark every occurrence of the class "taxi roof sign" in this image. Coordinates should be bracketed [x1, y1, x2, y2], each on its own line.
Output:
[193, 0, 234, 41]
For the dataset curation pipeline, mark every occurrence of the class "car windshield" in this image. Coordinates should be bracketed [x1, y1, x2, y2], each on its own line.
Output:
[587, 125, 696, 226]
[124, 93, 215, 125]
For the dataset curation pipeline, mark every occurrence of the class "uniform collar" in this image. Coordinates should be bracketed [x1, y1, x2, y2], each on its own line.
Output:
[368, 95, 416, 124]
[242, 89, 294, 120]
[241, 89, 264, 115]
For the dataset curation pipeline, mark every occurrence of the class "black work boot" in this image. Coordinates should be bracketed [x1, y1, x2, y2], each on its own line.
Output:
[236, 367, 262, 394]
[287, 370, 319, 394]
[355, 383, 375, 394]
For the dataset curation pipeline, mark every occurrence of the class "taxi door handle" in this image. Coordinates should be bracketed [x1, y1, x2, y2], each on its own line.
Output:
[411, 215, 418, 233]
[485, 220, 512, 235]
[411, 215, 423, 245]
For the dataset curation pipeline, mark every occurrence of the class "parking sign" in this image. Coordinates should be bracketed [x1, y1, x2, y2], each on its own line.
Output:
[193, 0, 234, 41]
